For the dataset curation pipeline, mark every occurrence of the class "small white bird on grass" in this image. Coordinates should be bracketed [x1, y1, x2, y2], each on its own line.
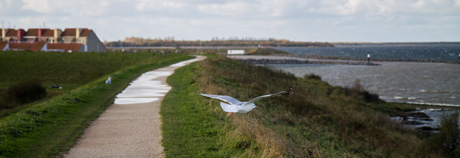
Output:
[198, 88, 293, 117]
[105, 76, 112, 84]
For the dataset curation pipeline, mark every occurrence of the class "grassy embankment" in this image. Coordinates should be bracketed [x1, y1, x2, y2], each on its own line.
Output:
[0, 51, 193, 157]
[161, 54, 440, 157]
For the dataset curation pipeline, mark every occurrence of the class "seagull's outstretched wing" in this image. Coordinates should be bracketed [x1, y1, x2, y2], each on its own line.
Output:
[246, 94, 273, 104]
[247, 88, 293, 104]
[198, 93, 241, 105]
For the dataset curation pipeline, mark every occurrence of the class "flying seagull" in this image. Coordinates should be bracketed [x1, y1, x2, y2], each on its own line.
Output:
[198, 88, 293, 117]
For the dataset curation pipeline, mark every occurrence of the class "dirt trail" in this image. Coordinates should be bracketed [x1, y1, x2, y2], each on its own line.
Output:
[66, 56, 205, 157]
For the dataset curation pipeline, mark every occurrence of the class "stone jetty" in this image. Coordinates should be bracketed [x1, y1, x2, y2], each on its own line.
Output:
[227, 55, 380, 66]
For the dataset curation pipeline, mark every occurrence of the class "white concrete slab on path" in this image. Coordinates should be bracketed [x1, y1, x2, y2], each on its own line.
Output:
[114, 57, 203, 104]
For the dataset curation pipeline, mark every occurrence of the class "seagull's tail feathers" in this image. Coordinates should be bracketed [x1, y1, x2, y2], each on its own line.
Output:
[220, 102, 239, 112]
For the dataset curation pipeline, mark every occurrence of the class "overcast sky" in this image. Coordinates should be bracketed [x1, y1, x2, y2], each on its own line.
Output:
[1, 0, 459, 42]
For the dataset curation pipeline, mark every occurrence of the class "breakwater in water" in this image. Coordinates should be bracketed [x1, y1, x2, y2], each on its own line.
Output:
[276, 45, 460, 64]
[227, 55, 380, 66]
[290, 54, 460, 64]
[238, 58, 380, 66]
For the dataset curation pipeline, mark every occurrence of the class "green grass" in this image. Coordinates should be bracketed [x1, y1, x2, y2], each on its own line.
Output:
[0, 51, 190, 112]
[161, 60, 232, 157]
[0, 51, 180, 87]
[161, 55, 428, 157]
[0, 52, 193, 157]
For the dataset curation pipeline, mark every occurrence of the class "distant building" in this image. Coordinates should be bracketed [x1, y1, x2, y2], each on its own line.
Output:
[0, 27, 106, 52]
[227, 50, 245, 55]
[1, 28, 25, 42]
[23, 28, 63, 43]
[61, 28, 106, 52]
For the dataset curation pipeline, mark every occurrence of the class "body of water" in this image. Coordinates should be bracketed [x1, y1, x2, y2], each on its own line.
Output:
[277, 44, 460, 61]
[271, 44, 460, 107]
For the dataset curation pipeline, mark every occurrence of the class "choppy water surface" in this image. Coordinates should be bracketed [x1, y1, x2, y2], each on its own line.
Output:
[269, 44, 460, 107]
[270, 62, 460, 106]
[277, 44, 460, 61]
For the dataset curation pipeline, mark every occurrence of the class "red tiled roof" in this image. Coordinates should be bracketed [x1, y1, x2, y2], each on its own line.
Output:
[61, 28, 92, 37]
[25, 29, 38, 36]
[25, 28, 52, 37]
[9, 42, 46, 52]
[0, 41, 8, 50]
[61, 28, 75, 36]
[41, 29, 55, 37]
[47, 43, 82, 52]
[5, 30, 18, 36]
[80, 29, 92, 36]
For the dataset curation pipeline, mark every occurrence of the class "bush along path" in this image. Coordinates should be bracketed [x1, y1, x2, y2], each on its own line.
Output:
[65, 56, 205, 157]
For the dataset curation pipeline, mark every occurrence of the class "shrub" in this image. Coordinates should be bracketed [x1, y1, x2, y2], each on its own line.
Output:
[422, 112, 460, 157]
[362, 90, 380, 103]
[351, 80, 364, 94]
[0, 89, 14, 109]
[344, 80, 380, 103]
[304, 74, 322, 80]
[4, 79, 47, 107]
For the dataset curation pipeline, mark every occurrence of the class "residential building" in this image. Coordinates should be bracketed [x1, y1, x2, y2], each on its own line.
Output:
[61, 28, 106, 52]
[1, 28, 25, 42]
[0, 27, 106, 52]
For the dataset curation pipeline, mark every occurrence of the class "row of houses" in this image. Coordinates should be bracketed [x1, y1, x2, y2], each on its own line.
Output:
[0, 28, 106, 52]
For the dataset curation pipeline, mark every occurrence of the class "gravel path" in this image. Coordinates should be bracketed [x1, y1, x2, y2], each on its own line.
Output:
[66, 56, 205, 158]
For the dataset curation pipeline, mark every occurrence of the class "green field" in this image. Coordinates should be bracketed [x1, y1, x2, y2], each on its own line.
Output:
[0, 51, 192, 157]
[0, 51, 188, 88]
